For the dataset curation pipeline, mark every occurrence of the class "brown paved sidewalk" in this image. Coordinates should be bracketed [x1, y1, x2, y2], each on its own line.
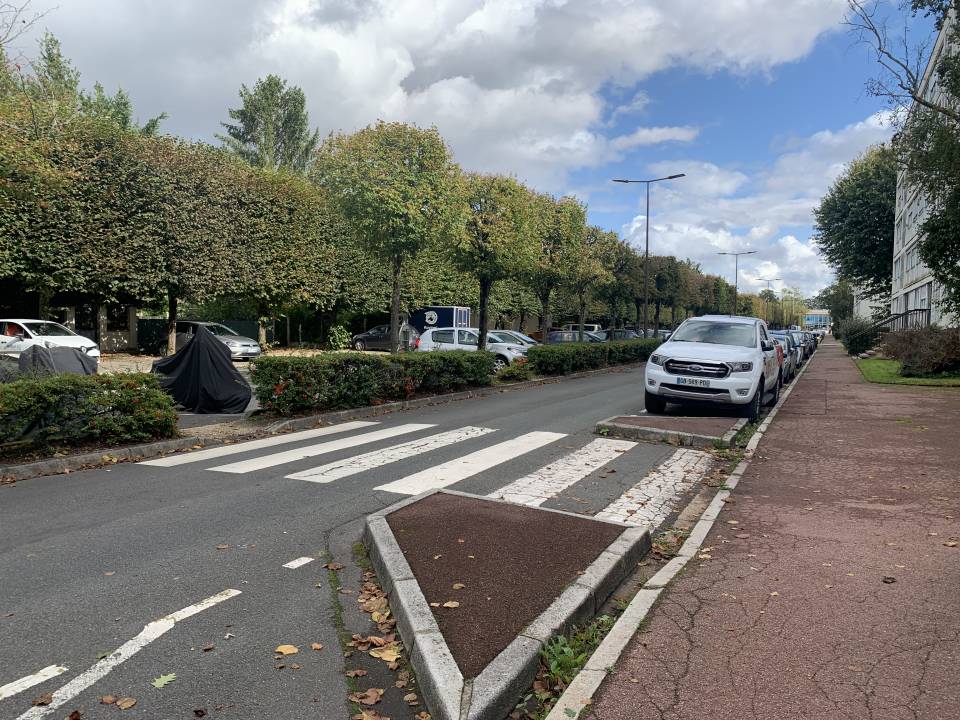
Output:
[589, 338, 960, 720]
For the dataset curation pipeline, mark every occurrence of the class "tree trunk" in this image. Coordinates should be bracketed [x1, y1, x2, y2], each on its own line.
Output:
[478, 278, 492, 351]
[390, 256, 403, 353]
[671, 304, 676, 327]
[539, 289, 552, 343]
[257, 303, 269, 347]
[634, 300, 642, 329]
[166, 288, 178, 356]
[517, 308, 526, 332]
[578, 295, 587, 343]
[654, 300, 662, 331]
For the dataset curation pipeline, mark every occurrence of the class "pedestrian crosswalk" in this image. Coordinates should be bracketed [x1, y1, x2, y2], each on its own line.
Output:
[139, 420, 716, 529]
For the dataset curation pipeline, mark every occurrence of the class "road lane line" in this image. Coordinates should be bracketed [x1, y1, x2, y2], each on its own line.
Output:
[0, 666, 68, 701]
[488, 437, 636, 506]
[209, 424, 436, 474]
[140, 421, 378, 467]
[282, 556, 315, 569]
[594, 448, 714, 528]
[374, 431, 566, 495]
[285, 426, 497, 483]
[16, 589, 241, 719]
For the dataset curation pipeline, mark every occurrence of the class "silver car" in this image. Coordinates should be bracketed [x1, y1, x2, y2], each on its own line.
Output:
[414, 327, 528, 372]
[175, 321, 262, 360]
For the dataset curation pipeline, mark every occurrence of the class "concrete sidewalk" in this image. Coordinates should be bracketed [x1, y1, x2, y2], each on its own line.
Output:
[589, 338, 960, 720]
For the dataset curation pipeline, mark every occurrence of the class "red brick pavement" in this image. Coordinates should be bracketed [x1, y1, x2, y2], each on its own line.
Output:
[589, 337, 960, 720]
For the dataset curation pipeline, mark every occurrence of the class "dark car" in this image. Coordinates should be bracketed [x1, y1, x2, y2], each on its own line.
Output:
[593, 329, 640, 341]
[546, 330, 605, 343]
[351, 324, 418, 351]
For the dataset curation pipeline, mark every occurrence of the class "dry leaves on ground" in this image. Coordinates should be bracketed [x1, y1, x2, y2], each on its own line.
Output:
[348, 687, 384, 706]
[325, 562, 345, 570]
[151, 673, 176, 689]
[99, 695, 117, 705]
[441, 601, 460, 609]
[403, 693, 419, 706]
[67, 711, 82, 720]
[369, 643, 401, 663]
[116, 697, 137, 710]
[31, 693, 53, 706]
[311, 642, 323, 651]
[275, 644, 299, 655]
[345, 669, 368, 678]
[452, 583, 465, 590]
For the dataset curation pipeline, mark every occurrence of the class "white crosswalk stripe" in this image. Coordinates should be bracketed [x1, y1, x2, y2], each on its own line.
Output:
[374, 431, 566, 495]
[208, 423, 435, 474]
[488, 437, 636, 507]
[140, 421, 378, 467]
[285, 426, 497, 483]
[594, 448, 714, 528]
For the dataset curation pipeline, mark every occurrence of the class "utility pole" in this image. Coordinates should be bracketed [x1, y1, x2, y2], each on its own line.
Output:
[717, 250, 757, 315]
[612, 173, 686, 336]
[758, 277, 780, 323]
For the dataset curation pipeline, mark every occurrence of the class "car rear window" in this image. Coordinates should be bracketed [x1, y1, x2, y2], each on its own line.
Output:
[24, 322, 75, 336]
[670, 321, 756, 348]
[433, 329, 454, 343]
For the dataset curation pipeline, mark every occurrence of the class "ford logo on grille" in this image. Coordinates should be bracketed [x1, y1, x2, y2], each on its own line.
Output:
[689, 364, 704, 372]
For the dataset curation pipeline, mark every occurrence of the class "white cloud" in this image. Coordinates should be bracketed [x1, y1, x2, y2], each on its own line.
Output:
[622, 112, 894, 297]
[17, 0, 850, 189]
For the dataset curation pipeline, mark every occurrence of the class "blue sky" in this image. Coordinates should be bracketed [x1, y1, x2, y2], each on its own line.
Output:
[18, 0, 935, 297]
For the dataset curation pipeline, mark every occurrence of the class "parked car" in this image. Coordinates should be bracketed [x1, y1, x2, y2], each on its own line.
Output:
[175, 321, 261, 360]
[493, 330, 539, 346]
[787, 331, 808, 363]
[644, 315, 781, 421]
[414, 327, 527, 372]
[563, 323, 602, 333]
[771, 331, 801, 380]
[0, 319, 101, 364]
[772, 335, 797, 383]
[593, 329, 640, 341]
[656, 329, 673, 341]
[546, 330, 605, 343]
[351, 323, 418, 352]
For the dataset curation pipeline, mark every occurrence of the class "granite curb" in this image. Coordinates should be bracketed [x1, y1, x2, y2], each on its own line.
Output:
[0, 435, 203, 483]
[364, 489, 650, 720]
[265, 362, 646, 433]
[594, 415, 747, 448]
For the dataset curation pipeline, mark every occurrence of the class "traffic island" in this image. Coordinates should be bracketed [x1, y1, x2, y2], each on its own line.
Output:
[596, 414, 747, 448]
[363, 489, 650, 720]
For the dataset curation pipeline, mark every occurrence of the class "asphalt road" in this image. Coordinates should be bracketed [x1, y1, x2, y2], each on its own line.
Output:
[0, 366, 692, 720]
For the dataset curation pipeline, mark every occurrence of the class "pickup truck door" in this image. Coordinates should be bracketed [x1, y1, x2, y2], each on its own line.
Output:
[759, 326, 778, 388]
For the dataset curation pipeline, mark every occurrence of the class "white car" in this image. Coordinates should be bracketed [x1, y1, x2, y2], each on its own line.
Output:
[643, 315, 781, 421]
[414, 327, 528, 372]
[0, 319, 101, 365]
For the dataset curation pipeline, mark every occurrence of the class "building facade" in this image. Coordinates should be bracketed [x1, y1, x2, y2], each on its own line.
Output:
[891, 12, 957, 327]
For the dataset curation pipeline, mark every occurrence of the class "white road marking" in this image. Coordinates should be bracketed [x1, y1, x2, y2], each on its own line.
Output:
[0, 666, 68, 701]
[374, 431, 566, 495]
[282, 556, 314, 569]
[208, 424, 435, 474]
[488, 438, 636, 506]
[285, 426, 497, 483]
[140, 421, 378, 467]
[17, 589, 240, 719]
[595, 448, 714, 528]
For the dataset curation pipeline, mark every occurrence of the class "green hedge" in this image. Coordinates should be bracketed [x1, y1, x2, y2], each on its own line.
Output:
[0, 373, 178, 450]
[251, 351, 495, 415]
[527, 339, 661, 376]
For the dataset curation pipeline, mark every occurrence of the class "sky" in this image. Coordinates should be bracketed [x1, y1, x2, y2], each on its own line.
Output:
[12, 0, 924, 298]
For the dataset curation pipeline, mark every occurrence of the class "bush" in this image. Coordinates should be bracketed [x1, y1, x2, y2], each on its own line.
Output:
[326, 325, 351, 351]
[0, 373, 178, 450]
[882, 326, 960, 376]
[250, 350, 495, 415]
[526, 339, 660, 376]
[495, 358, 533, 383]
[836, 317, 876, 355]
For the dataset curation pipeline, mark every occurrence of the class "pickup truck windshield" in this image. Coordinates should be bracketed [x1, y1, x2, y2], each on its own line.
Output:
[670, 321, 756, 348]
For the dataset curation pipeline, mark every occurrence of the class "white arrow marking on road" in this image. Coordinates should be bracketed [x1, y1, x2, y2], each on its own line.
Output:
[285, 426, 497, 483]
[488, 437, 636, 506]
[0, 665, 68, 701]
[16, 589, 241, 719]
[140, 421, 378, 466]
[208, 424, 435, 474]
[282, 556, 315, 569]
[374, 431, 566, 495]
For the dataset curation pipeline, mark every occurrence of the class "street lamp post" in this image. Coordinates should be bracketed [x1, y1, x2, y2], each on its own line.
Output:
[717, 250, 757, 315]
[758, 276, 781, 323]
[612, 173, 685, 337]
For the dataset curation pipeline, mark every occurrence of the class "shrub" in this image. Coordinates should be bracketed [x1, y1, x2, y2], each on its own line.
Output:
[526, 339, 660, 377]
[250, 350, 495, 415]
[0, 373, 178, 450]
[836, 317, 876, 355]
[326, 325, 352, 351]
[495, 358, 533, 382]
[882, 326, 960, 376]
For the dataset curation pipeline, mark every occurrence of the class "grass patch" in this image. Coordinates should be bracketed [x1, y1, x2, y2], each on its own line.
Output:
[856, 358, 960, 387]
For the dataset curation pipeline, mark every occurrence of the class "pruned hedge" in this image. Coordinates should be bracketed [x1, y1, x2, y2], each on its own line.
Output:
[527, 339, 661, 376]
[251, 351, 495, 415]
[0, 373, 178, 450]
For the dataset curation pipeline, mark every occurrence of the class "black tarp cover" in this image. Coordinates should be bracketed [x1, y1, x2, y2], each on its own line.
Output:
[0, 345, 98, 382]
[151, 325, 252, 413]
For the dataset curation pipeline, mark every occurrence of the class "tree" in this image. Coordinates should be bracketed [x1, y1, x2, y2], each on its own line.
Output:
[454, 174, 536, 349]
[526, 194, 586, 341]
[313, 121, 464, 352]
[813, 144, 896, 302]
[810, 279, 855, 325]
[567, 227, 617, 341]
[218, 75, 320, 173]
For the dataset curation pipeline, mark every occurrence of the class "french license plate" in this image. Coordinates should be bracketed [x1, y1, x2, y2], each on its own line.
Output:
[677, 377, 710, 387]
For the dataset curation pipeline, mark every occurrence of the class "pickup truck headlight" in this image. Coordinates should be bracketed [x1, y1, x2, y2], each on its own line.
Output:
[728, 361, 753, 372]
[649, 353, 665, 366]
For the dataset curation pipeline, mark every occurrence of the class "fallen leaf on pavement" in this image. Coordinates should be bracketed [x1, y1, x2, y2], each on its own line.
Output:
[387, 661, 399, 671]
[944, 541, 958, 548]
[345, 669, 368, 678]
[31, 693, 53, 706]
[151, 673, 176, 688]
[404, 693, 419, 705]
[452, 583, 465, 590]
[429, 602, 440, 607]
[348, 687, 384, 705]
[311, 642, 323, 651]
[882, 576, 897, 584]
[202, 644, 215, 652]
[416, 713, 432, 720]
[369, 644, 401, 662]
[769, 591, 779, 597]
[99, 694, 117, 705]
[290, 663, 301, 670]
[442, 601, 460, 608]
[104, 571, 115, 576]
[324, 562, 345, 570]
[194, 710, 207, 718]
[116, 698, 137, 710]
[432, 554, 442, 560]
[275, 644, 299, 655]
[67, 711, 82, 720]
[215, 544, 230, 550]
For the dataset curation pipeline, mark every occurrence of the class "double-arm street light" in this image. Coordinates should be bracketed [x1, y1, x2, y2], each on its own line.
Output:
[758, 276, 781, 323]
[717, 250, 757, 315]
[612, 173, 685, 336]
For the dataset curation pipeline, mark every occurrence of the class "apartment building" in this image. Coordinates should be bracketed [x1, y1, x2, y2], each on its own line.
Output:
[891, 12, 957, 327]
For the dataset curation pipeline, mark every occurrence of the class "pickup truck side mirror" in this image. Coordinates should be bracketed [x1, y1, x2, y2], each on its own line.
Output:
[761, 340, 774, 352]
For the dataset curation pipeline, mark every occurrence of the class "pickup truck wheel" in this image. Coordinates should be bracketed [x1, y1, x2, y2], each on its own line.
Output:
[644, 389, 667, 414]
[744, 381, 762, 422]
[353, 339, 365, 351]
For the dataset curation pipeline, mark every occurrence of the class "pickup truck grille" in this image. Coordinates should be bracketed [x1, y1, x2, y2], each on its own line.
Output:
[663, 359, 730, 378]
